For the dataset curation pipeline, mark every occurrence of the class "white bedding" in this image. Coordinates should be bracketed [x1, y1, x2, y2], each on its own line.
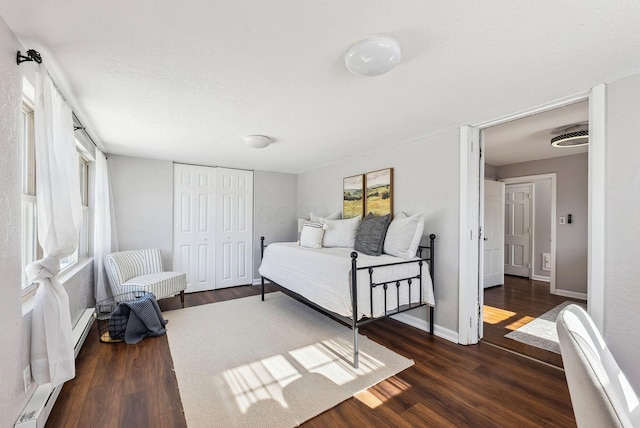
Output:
[258, 242, 434, 320]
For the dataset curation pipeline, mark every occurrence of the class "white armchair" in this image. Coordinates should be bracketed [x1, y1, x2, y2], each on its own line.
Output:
[104, 249, 186, 307]
[557, 304, 640, 427]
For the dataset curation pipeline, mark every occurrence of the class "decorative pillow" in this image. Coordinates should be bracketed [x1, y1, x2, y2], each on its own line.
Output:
[310, 211, 341, 222]
[322, 216, 362, 248]
[384, 212, 425, 259]
[354, 213, 391, 256]
[299, 221, 325, 249]
[297, 218, 308, 239]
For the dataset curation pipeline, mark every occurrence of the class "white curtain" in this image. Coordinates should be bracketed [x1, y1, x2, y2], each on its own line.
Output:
[25, 66, 82, 387]
[94, 149, 118, 302]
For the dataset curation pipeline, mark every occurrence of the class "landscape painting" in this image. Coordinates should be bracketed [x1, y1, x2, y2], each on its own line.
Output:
[365, 168, 393, 217]
[343, 174, 364, 218]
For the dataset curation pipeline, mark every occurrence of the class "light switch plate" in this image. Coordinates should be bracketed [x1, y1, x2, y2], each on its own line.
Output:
[559, 217, 566, 224]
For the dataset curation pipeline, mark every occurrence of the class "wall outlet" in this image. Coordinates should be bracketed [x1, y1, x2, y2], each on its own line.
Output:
[559, 217, 566, 225]
[542, 253, 551, 271]
[23, 365, 32, 393]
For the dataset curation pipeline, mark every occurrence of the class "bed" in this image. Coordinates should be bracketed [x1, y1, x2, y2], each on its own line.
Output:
[258, 234, 436, 368]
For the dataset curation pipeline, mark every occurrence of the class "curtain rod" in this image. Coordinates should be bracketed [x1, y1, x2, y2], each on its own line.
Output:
[17, 49, 100, 153]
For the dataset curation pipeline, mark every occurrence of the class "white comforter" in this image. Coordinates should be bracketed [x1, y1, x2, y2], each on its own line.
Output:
[258, 242, 434, 320]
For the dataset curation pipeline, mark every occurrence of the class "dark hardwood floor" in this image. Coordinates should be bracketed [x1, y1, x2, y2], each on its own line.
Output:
[47, 283, 576, 427]
[483, 275, 584, 367]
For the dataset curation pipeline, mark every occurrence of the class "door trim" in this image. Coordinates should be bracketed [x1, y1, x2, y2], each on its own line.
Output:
[458, 126, 481, 345]
[588, 84, 606, 329]
[501, 174, 557, 293]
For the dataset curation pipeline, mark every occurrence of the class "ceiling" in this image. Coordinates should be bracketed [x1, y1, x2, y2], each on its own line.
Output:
[483, 100, 589, 166]
[1, 1, 639, 174]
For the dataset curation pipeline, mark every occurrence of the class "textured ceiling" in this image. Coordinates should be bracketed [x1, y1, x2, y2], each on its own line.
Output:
[483, 100, 589, 166]
[1, 1, 639, 173]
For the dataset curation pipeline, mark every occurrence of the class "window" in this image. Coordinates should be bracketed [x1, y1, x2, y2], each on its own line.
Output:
[21, 99, 92, 292]
[21, 101, 38, 291]
[59, 149, 90, 271]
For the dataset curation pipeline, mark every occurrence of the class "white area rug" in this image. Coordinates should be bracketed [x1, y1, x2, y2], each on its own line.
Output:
[505, 301, 584, 354]
[164, 292, 413, 428]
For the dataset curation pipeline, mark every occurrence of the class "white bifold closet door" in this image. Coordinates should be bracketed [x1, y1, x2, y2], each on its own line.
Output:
[214, 167, 253, 288]
[173, 164, 253, 292]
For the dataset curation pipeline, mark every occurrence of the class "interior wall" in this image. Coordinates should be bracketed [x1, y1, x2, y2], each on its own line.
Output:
[108, 155, 174, 268]
[297, 128, 461, 335]
[484, 164, 498, 179]
[109, 155, 297, 282]
[532, 179, 552, 278]
[253, 170, 298, 281]
[496, 153, 588, 294]
[604, 72, 640, 390]
[0, 16, 31, 426]
[62, 263, 95, 324]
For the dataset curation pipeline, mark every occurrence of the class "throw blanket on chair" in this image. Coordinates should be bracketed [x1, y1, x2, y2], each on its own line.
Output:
[109, 294, 168, 344]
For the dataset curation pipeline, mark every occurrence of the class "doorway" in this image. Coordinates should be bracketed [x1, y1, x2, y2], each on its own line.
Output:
[479, 103, 589, 364]
[457, 86, 606, 349]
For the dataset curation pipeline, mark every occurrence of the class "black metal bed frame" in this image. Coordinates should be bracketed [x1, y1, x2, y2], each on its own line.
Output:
[260, 234, 436, 368]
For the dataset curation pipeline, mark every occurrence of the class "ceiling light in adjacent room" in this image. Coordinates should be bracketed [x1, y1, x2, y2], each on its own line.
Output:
[243, 135, 272, 148]
[550, 130, 589, 147]
[345, 36, 401, 77]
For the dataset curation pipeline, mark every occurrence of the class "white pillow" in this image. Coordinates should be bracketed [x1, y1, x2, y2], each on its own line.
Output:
[322, 216, 362, 248]
[299, 221, 325, 249]
[310, 211, 341, 222]
[383, 212, 424, 259]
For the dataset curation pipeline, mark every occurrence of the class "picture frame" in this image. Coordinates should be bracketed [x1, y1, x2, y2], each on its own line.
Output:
[343, 174, 365, 218]
[365, 168, 393, 217]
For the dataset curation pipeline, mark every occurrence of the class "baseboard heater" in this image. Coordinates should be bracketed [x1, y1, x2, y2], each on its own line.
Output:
[15, 308, 95, 428]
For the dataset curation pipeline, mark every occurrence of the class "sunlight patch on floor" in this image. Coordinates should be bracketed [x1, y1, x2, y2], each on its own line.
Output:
[506, 315, 536, 331]
[355, 376, 411, 409]
[223, 355, 301, 413]
[289, 338, 385, 386]
[483, 305, 516, 324]
[223, 338, 388, 414]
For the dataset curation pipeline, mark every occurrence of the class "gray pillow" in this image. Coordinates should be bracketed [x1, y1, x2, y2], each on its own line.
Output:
[354, 213, 391, 256]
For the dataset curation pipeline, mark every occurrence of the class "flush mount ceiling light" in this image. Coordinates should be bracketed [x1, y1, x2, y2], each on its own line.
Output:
[243, 135, 272, 148]
[345, 36, 401, 77]
[551, 130, 589, 147]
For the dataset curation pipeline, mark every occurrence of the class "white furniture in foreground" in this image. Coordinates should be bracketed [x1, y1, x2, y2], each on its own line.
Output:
[557, 304, 640, 427]
[104, 249, 186, 307]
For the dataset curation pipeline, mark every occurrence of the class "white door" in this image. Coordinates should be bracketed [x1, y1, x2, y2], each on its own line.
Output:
[173, 164, 217, 292]
[483, 180, 505, 288]
[504, 183, 532, 277]
[215, 168, 254, 288]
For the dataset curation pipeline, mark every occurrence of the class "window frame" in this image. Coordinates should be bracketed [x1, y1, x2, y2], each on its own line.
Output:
[21, 100, 93, 297]
[21, 100, 39, 297]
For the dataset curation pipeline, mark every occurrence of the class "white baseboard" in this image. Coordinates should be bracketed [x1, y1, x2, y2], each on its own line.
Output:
[15, 308, 95, 428]
[554, 289, 588, 301]
[391, 312, 458, 344]
[531, 274, 550, 282]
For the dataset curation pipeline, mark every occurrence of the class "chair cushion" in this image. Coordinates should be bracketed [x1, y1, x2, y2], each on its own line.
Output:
[117, 272, 186, 302]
